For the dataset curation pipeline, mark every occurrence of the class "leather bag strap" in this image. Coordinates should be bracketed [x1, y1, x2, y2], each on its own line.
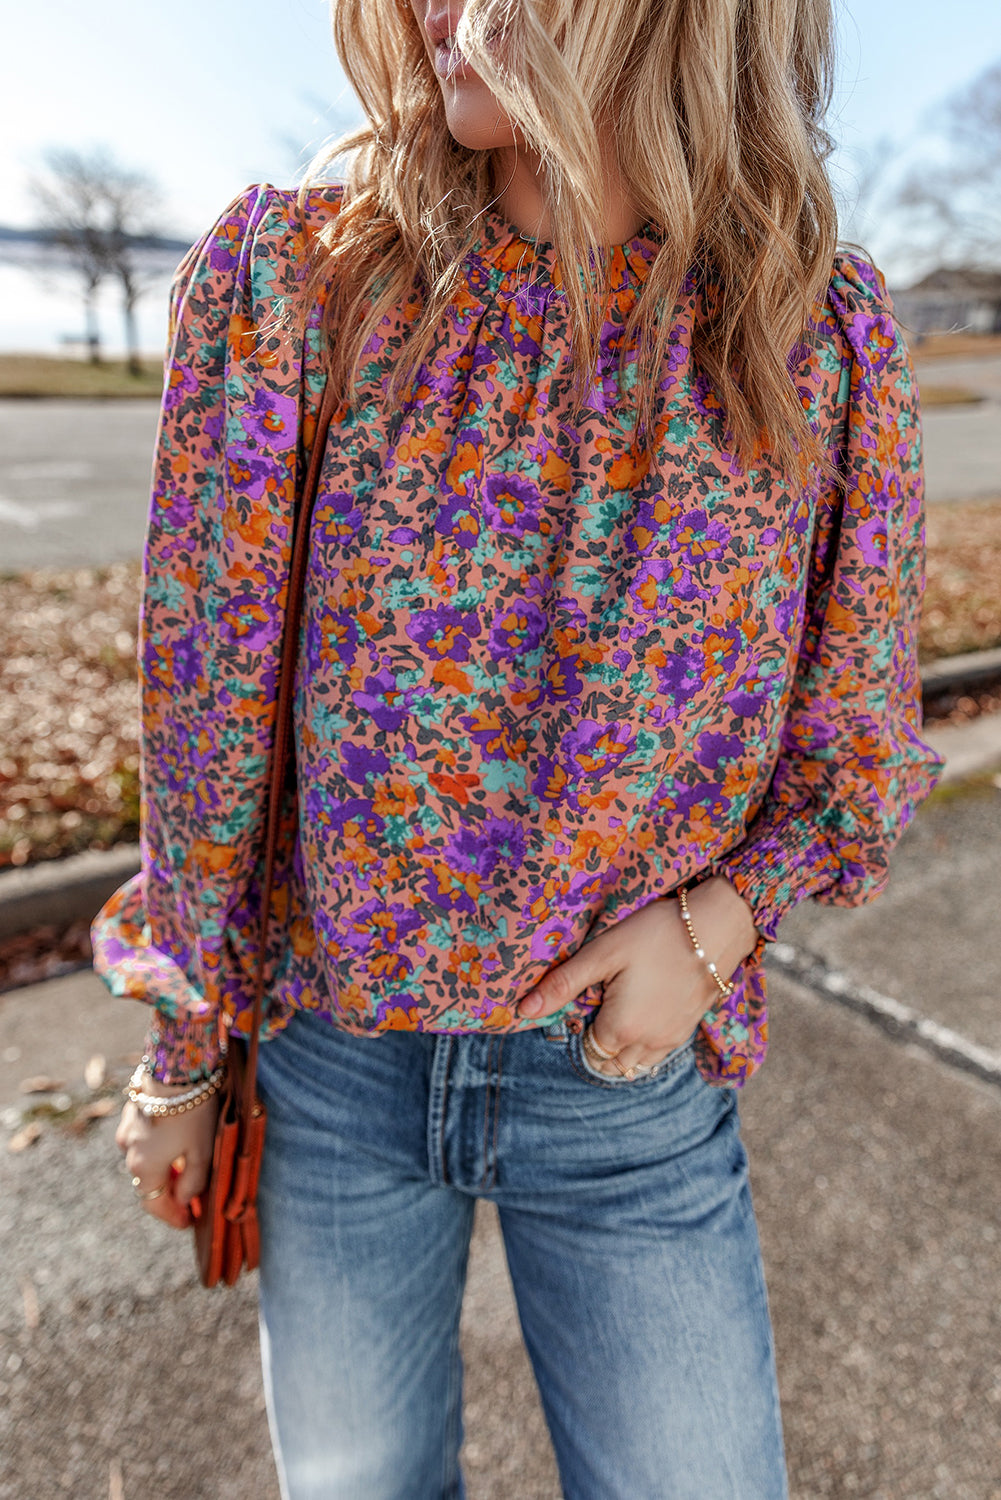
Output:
[238, 376, 340, 1132]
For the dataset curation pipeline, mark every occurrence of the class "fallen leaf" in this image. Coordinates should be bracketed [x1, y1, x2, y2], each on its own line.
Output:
[21, 1278, 39, 1330]
[19, 1076, 64, 1094]
[66, 1096, 118, 1137]
[80, 1097, 115, 1120]
[0, 562, 142, 870]
[0, 924, 92, 995]
[8, 1121, 42, 1152]
[84, 1054, 107, 1090]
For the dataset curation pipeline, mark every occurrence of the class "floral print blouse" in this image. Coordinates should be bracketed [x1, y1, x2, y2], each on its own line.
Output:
[90, 184, 942, 1087]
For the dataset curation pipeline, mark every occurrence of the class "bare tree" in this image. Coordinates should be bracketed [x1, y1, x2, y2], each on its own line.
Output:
[30, 148, 164, 373]
[95, 159, 163, 377]
[834, 134, 898, 251]
[893, 59, 1001, 273]
[942, 58, 1001, 262]
[31, 154, 111, 363]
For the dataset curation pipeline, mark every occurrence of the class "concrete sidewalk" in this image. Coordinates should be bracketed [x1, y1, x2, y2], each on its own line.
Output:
[2, 778, 1001, 1498]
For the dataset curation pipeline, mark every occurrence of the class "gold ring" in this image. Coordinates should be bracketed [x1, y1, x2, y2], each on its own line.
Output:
[581, 1037, 617, 1072]
[579, 1026, 618, 1062]
[582, 1028, 637, 1079]
[582, 1027, 618, 1061]
[132, 1177, 167, 1202]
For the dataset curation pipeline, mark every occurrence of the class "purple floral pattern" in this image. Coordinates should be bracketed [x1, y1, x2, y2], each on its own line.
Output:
[90, 184, 942, 1085]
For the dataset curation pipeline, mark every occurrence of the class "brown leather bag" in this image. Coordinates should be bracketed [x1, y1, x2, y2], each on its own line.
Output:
[191, 377, 339, 1288]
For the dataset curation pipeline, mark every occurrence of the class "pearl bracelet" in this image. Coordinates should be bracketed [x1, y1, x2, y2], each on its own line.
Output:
[124, 1057, 226, 1118]
[676, 885, 736, 1001]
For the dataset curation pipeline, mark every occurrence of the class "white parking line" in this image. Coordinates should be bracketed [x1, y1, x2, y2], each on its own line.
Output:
[770, 941, 1001, 1087]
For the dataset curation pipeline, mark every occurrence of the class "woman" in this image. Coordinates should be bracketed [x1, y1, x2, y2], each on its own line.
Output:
[95, 1, 942, 1495]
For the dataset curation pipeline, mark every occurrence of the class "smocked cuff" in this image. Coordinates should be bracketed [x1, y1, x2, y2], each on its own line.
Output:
[144, 1012, 224, 1085]
[711, 805, 843, 941]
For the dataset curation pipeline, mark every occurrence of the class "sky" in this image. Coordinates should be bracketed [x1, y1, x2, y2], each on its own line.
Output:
[1, 0, 999, 351]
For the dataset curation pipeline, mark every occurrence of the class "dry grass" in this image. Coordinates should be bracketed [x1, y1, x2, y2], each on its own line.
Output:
[0, 354, 162, 400]
[909, 332, 1001, 360]
[917, 384, 985, 408]
[0, 502, 998, 871]
[921, 497, 1001, 661]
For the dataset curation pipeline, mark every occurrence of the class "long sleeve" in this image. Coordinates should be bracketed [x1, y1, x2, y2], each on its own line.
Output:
[91, 209, 945, 1091]
[90, 185, 319, 1081]
[711, 253, 943, 938]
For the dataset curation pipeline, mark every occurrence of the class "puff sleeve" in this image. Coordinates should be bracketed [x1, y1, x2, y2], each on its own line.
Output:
[89, 185, 313, 1081]
[711, 253, 943, 938]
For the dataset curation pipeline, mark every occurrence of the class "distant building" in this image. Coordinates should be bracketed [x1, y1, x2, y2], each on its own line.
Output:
[891, 267, 1001, 341]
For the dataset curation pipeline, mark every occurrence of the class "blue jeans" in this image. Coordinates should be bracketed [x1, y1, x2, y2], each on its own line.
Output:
[255, 1010, 788, 1500]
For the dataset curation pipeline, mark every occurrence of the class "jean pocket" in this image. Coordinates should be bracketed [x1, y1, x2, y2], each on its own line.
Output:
[568, 1022, 698, 1088]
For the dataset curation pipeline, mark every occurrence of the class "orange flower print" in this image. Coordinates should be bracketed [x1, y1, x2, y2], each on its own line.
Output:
[89, 185, 940, 1102]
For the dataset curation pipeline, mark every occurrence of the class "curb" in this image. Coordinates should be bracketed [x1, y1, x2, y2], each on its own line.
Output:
[0, 845, 139, 943]
[921, 645, 1001, 702]
[1, 650, 1001, 944]
[923, 710, 1001, 785]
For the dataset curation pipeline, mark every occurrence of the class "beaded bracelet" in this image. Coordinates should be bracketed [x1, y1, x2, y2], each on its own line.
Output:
[124, 1057, 226, 1119]
[676, 885, 736, 1000]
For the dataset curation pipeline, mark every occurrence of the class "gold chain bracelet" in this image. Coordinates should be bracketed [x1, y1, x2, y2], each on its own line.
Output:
[676, 885, 736, 1000]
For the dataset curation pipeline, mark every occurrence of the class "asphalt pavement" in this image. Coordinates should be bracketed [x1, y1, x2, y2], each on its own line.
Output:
[0, 399, 158, 570]
[2, 748, 1001, 1499]
[0, 357, 998, 571]
[916, 351, 1001, 509]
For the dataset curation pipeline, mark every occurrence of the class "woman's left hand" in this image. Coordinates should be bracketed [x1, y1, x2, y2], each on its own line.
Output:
[516, 876, 758, 1076]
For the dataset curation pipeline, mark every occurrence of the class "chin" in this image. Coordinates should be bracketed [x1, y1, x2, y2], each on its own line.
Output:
[441, 82, 518, 151]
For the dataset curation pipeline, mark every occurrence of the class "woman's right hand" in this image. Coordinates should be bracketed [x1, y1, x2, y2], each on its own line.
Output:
[115, 1078, 221, 1231]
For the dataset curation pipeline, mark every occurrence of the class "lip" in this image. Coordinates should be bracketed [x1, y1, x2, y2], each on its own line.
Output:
[425, 8, 461, 47]
[434, 39, 474, 79]
[425, 8, 476, 79]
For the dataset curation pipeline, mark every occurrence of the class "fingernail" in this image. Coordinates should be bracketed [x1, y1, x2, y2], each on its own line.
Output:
[519, 993, 543, 1018]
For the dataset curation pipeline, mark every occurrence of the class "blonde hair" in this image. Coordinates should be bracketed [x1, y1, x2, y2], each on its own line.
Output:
[301, 0, 839, 480]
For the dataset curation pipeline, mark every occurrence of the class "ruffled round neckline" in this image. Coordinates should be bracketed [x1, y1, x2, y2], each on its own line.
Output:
[471, 207, 662, 286]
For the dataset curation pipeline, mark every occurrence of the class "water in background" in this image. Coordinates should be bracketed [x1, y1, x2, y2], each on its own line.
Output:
[0, 241, 178, 357]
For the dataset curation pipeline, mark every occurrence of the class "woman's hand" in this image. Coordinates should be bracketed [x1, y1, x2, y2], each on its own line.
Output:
[516, 876, 758, 1075]
[115, 1077, 220, 1231]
